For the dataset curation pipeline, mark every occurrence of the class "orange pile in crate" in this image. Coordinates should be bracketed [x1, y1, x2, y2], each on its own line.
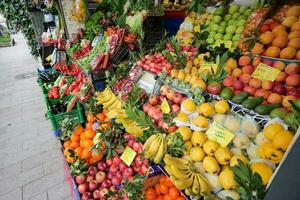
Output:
[145, 176, 185, 200]
[63, 112, 109, 165]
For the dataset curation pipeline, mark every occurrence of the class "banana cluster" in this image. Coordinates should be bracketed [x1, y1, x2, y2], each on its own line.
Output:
[96, 87, 123, 110]
[143, 134, 167, 164]
[164, 154, 211, 199]
[96, 87, 145, 137]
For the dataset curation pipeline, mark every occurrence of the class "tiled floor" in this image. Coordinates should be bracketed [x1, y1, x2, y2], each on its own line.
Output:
[0, 34, 71, 200]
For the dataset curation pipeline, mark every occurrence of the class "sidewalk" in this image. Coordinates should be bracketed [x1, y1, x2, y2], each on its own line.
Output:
[0, 34, 71, 200]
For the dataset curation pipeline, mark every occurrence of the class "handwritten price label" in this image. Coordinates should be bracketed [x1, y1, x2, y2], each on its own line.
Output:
[205, 122, 235, 147]
[161, 99, 170, 114]
[120, 146, 137, 166]
[252, 63, 280, 81]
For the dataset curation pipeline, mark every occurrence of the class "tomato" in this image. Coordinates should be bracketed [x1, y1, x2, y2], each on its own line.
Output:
[168, 186, 180, 199]
[159, 183, 169, 195]
[145, 188, 156, 200]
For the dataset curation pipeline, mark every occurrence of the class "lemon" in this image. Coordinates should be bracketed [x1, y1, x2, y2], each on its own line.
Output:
[181, 99, 196, 113]
[185, 141, 193, 151]
[214, 100, 230, 114]
[272, 130, 293, 151]
[191, 131, 207, 147]
[177, 126, 192, 141]
[258, 142, 283, 164]
[203, 156, 220, 175]
[171, 69, 179, 77]
[203, 140, 220, 156]
[198, 103, 215, 117]
[251, 162, 273, 185]
[175, 111, 189, 123]
[263, 122, 284, 140]
[218, 168, 237, 190]
[185, 74, 192, 82]
[192, 116, 209, 128]
[214, 147, 232, 165]
[177, 70, 186, 80]
[189, 75, 198, 84]
[230, 155, 249, 167]
[190, 146, 206, 161]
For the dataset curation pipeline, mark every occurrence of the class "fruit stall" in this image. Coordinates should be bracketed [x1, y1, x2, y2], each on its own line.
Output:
[32, 0, 300, 199]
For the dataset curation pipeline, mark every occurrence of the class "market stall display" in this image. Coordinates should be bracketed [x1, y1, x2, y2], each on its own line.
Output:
[31, 0, 300, 200]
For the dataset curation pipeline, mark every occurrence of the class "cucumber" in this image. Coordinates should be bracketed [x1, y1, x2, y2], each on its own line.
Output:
[242, 96, 264, 110]
[254, 103, 281, 115]
[231, 92, 250, 104]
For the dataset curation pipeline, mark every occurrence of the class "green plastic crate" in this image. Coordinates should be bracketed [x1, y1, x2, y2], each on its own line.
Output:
[47, 101, 85, 130]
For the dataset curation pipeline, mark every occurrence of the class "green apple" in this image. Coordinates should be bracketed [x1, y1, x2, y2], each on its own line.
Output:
[223, 33, 233, 41]
[236, 26, 244, 34]
[224, 14, 232, 22]
[233, 41, 239, 47]
[229, 4, 239, 14]
[233, 34, 241, 41]
[245, 8, 252, 16]
[207, 14, 214, 20]
[239, 15, 248, 20]
[211, 23, 219, 32]
[239, 6, 247, 13]
[226, 25, 236, 34]
[213, 16, 222, 24]
[206, 26, 211, 32]
[207, 37, 215, 44]
[218, 26, 226, 34]
[227, 19, 236, 25]
[237, 19, 246, 26]
[214, 7, 224, 16]
[214, 33, 223, 40]
[232, 13, 241, 20]
[220, 21, 226, 27]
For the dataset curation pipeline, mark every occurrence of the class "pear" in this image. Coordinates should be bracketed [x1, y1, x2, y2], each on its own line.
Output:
[203, 156, 220, 175]
[203, 140, 220, 156]
[214, 147, 232, 165]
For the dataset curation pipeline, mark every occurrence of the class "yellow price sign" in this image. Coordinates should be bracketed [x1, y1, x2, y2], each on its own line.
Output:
[252, 63, 281, 81]
[199, 62, 218, 74]
[160, 99, 170, 114]
[205, 122, 235, 147]
[120, 146, 137, 166]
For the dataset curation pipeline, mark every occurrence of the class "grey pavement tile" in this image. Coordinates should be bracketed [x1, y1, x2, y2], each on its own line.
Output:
[0, 162, 22, 179]
[18, 164, 45, 186]
[0, 187, 22, 200]
[47, 181, 71, 200]
[28, 192, 48, 200]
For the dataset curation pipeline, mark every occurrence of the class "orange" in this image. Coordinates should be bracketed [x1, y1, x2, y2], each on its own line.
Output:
[92, 151, 103, 161]
[168, 187, 180, 199]
[163, 195, 172, 200]
[159, 183, 169, 195]
[63, 148, 72, 157]
[82, 148, 92, 159]
[70, 141, 79, 149]
[96, 113, 106, 122]
[103, 117, 110, 122]
[66, 156, 74, 163]
[155, 184, 161, 195]
[164, 179, 173, 187]
[102, 109, 108, 116]
[145, 188, 156, 200]
[71, 134, 80, 142]
[80, 139, 94, 148]
[63, 140, 71, 148]
[87, 114, 95, 123]
[86, 123, 94, 130]
[176, 197, 185, 200]
[101, 122, 111, 130]
[75, 147, 83, 157]
[159, 176, 168, 184]
[74, 125, 84, 135]
[157, 195, 164, 200]
[84, 129, 96, 139]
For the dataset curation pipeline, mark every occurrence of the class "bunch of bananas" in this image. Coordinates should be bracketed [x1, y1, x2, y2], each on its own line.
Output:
[96, 87, 123, 110]
[164, 154, 211, 199]
[143, 134, 167, 164]
[96, 87, 145, 137]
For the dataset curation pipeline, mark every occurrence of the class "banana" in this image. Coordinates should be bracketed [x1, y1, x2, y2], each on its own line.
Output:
[97, 91, 112, 104]
[192, 173, 200, 195]
[164, 154, 190, 169]
[153, 138, 166, 164]
[108, 98, 120, 110]
[170, 165, 189, 180]
[175, 173, 194, 189]
[185, 188, 193, 196]
[143, 134, 159, 151]
[196, 173, 211, 195]
[144, 136, 162, 159]
[164, 165, 173, 176]
[103, 96, 117, 109]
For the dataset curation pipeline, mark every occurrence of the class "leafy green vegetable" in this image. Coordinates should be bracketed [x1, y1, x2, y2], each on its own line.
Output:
[68, 149, 89, 176]
[166, 132, 186, 157]
[126, 12, 144, 34]
[59, 117, 77, 141]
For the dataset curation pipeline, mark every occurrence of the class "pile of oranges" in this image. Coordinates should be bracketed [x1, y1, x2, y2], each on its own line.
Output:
[145, 176, 185, 200]
[63, 111, 109, 165]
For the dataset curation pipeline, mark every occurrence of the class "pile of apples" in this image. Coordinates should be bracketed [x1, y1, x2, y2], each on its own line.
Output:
[223, 55, 300, 109]
[142, 85, 186, 133]
[137, 53, 173, 74]
[75, 134, 148, 200]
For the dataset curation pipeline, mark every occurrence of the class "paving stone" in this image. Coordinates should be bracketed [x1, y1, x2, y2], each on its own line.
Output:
[28, 192, 48, 200]
[0, 187, 22, 200]
[47, 181, 71, 200]
[18, 164, 45, 186]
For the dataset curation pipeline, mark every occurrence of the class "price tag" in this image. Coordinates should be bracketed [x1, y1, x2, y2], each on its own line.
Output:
[161, 99, 170, 114]
[120, 146, 137, 166]
[205, 122, 235, 147]
[199, 62, 218, 74]
[252, 63, 281, 81]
